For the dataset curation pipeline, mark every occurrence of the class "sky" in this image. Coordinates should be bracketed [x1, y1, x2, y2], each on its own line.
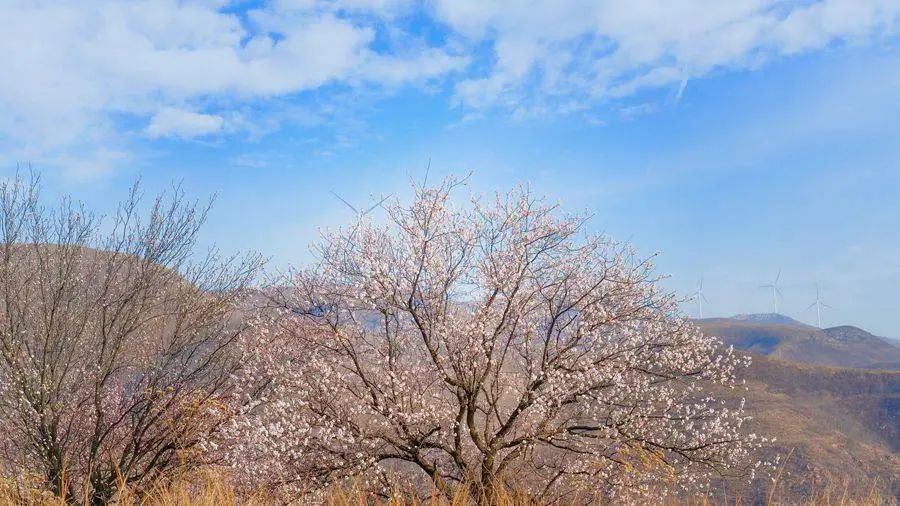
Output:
[2, 0, 900, 336]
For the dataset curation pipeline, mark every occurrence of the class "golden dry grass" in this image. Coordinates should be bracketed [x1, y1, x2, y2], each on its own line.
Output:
[0, 471, 893, 505]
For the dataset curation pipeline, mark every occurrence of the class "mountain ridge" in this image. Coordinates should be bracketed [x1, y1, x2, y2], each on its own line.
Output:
[694, 313, 900, 370]
[729, 312, 812, 326]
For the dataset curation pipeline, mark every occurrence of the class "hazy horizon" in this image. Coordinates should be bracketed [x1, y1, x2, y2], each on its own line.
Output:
[2, 1, 899, 337]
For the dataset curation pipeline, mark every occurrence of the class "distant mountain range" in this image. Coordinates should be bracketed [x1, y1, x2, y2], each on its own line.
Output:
[695, 313, 900, 370]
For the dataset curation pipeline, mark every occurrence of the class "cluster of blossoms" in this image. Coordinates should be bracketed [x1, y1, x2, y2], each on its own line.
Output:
[221, 177, 770, 501]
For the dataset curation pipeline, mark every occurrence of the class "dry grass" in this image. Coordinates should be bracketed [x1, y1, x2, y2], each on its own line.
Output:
[0, 471, 893, 506]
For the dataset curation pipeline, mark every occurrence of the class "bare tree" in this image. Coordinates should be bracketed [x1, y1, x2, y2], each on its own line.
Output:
[0, 172, 263, 504]
[226, 177, 767, 502]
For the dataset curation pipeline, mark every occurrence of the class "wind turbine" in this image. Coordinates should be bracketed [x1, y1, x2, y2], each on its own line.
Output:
[759, 270, 783, 314]
[806, 283, 831, 328]
[329, 190, 392, 240]
[329, 190, 391, 218]
[693, 278, 709, 319]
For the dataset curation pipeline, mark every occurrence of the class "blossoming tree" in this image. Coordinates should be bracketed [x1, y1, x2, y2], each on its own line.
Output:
[227, 177, 764, 501]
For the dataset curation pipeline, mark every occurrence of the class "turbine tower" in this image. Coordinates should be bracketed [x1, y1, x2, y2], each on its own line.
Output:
[806, 283, 831, 328]
[759, 270, 783, 314]
[693, 278, 709, 319]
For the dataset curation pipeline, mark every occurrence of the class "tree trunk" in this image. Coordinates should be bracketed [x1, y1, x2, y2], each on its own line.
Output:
[479, 453, 496, 505]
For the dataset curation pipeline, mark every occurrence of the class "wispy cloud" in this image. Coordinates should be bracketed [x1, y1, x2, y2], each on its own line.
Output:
[436, 0, 900, 111]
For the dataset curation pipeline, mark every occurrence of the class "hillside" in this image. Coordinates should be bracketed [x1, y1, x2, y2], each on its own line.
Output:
[722, 353, 900, 500]
[695, 315, 900, 500]
[695, 315, 900, 369]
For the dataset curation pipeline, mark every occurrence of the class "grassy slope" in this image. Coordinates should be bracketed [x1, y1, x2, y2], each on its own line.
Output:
[718, 353, 900, 501]
[693, 318, 899, 500]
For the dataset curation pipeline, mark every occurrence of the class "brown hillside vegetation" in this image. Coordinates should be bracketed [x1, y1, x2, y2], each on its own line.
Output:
[713, 353, 900, 501]
[695, 316, 899, 501]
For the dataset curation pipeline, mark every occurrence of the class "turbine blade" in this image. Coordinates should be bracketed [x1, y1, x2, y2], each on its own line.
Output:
[774, 270, 781, 285]
[821, 302, 833, 309]
[805, 302, 816, 310]
[330, 190, 358, 214]
[363, 193, 392, 215]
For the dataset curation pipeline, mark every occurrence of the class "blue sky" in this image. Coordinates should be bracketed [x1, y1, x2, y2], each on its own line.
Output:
[2, 0, 900, 335]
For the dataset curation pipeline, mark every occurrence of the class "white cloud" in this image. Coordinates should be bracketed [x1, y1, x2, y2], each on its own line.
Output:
[433, 0, 900, 110]
[0, 0, 465, 174]
[146, 108, 224, 139]
[0, 0, 898, 175]
[774, 0, 899, 53]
